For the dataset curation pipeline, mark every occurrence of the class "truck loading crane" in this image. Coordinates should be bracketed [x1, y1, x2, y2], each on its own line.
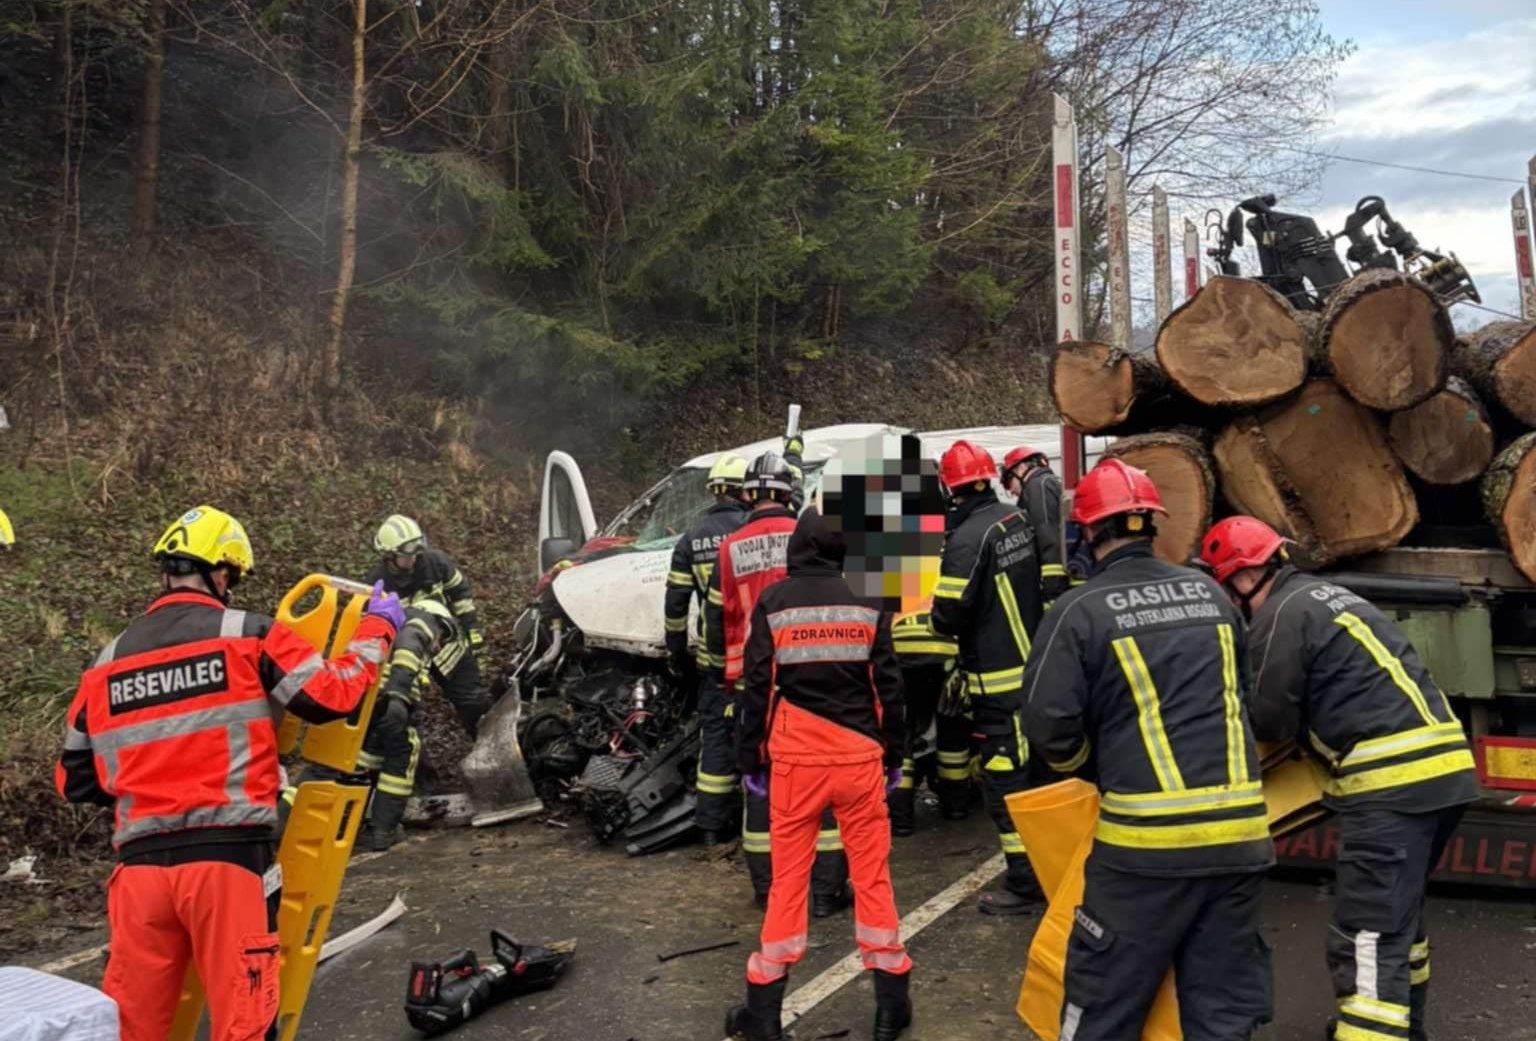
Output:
[1206, 194, 1481, 311]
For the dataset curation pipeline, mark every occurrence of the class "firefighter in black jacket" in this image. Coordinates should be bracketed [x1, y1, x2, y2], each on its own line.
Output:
[1001, 445, 1067, 602]
[665, 454, 751, 843]
[367, 515, 488, 735]
[889, 601, 971, 831]
[930, 440, 1045, 915]
[1200, 516, 1476, 1041]
[730, 507, 911, 1041]
[1024, 460, 1274, 1041]
[356, 599, 459, 851]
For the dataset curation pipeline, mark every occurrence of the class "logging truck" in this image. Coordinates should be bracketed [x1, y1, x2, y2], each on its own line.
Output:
[1051, 276, 1536, 888]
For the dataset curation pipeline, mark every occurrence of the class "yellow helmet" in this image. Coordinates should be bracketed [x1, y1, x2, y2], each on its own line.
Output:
[405, 595, 459, 641]
[0, 506, 13, 548]
[153, 505, 255, 576]
[374, 514, 426, 554]
[707, 454, 748, 492]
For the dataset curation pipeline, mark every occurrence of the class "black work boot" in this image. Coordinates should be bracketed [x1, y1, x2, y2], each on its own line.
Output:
[812, 882, 853, 919]
[725, 978, 786, 1041]
[873, 969, 912, 1041]
[977, 886, 1040, 916]
[935, 781, 970, 820]
[364, 791, 408, 852]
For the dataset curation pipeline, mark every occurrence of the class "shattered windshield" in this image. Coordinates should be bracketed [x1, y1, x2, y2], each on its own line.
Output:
[604, 464, 826, 547]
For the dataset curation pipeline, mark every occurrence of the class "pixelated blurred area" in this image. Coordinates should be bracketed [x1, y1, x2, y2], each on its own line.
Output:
[822, 433, 946, 614]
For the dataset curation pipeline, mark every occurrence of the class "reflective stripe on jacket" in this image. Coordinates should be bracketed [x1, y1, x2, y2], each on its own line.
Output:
[930, 493, 1043, 700]
[891, 603, 957, 667]
[706, 507, 797, 686]
[1246, 567, 1477, 813]
[1023, 543, 1274, 876]
[665, 500, 749, 667]
[56, 590, 392, 853]
[736, 509, 906, 772]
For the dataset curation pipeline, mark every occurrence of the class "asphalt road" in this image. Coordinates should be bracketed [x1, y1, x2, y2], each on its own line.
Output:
[29, 798, 1536, 1040]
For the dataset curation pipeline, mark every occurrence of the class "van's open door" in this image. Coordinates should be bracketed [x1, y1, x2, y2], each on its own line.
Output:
[538, 451, 597, 573]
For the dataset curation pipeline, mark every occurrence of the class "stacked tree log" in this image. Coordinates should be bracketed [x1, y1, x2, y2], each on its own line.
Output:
[1049, 273, 1536, 580]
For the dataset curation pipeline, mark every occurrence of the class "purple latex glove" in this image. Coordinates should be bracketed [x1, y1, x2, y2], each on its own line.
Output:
[743, 770, 768, 800]
[364, 580, 405, 631]
[885, 765, 903, 795]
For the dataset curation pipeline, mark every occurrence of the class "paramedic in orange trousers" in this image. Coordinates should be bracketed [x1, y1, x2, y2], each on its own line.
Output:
[726, 507, 912, 1041]
[55, 506, 401, 1041]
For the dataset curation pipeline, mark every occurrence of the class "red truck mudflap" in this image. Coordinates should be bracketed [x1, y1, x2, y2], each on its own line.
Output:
[1276, 736, 1536, 889]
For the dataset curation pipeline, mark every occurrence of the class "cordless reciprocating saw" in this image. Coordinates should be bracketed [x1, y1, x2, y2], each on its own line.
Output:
[404, 930, 576, 1036]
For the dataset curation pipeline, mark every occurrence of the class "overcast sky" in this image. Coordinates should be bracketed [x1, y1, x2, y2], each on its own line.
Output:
[1308, 1, 1534, 326]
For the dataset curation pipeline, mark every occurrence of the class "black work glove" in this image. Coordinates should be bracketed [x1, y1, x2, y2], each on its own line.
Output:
[1042, 574, 1070, 603]
[379, 695, 411, 734]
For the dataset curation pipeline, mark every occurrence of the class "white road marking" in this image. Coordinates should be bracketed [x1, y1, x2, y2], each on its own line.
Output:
[721, 852, 1006, 1039]
[39, 944, 108, 974]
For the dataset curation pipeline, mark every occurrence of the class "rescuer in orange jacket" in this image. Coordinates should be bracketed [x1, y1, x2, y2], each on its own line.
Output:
[706, 444, 850, 913]
[728, 506, 911, 1041]
[55, 506, 401, 1041]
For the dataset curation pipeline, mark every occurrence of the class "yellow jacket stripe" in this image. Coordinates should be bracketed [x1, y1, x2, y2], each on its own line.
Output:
[993, 572, 1032, 660]
[933, 575, 967, 600]
[1096, 814, 1270, 850]
[1340, 721, 1466, 769]
[1048, 740, 1091, 773]
[964, 666, 1025, 694]
[1217, 624, 1248, 786]
[1113, 636, 1185, 791]
[1100, 781, 1264, 817]
[1334, 612, 1439, 726]
[1326, 749, 1476, 798]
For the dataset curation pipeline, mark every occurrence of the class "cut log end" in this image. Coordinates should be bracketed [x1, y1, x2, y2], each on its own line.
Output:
[1103, 433, 1214, 564]
[1321, 271, 1451, 411]
[1154, 276, 1308, 407]
[1214, 380, 1417, 566]
[1387, 377, 1496, 486]
[1482, 432, 1536, 583]
[1493, 326, 1536, 428]
[1452, 320, 1536, 428]
[1050, 341, 1134, 432]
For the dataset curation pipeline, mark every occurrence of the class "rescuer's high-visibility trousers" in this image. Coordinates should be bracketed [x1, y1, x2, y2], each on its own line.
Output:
[695, 674, 739, 835]
[1327, 803, 1466, 1041]
[744, 778, 846, 902]
[747, 759, 911, 986]
[104, 845, 281, 1041]
[1061, 858, 1272, 1041]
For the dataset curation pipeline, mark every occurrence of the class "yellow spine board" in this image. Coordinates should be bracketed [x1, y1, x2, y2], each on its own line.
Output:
[168, 781, 369, 1041]
[1008, 757, 1329, 1040]
[274, 574, 382, 772]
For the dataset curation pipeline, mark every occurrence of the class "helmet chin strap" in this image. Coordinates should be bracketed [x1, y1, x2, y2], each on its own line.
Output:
[1232, 563, 1280, 621]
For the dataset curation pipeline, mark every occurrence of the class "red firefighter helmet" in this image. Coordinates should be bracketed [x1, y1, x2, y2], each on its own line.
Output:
[1002, 445, 1047, 474]
[1199, 516, 1287, 584]
[939, 440, 999, 490]
[1071, 458, 1167, 525]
